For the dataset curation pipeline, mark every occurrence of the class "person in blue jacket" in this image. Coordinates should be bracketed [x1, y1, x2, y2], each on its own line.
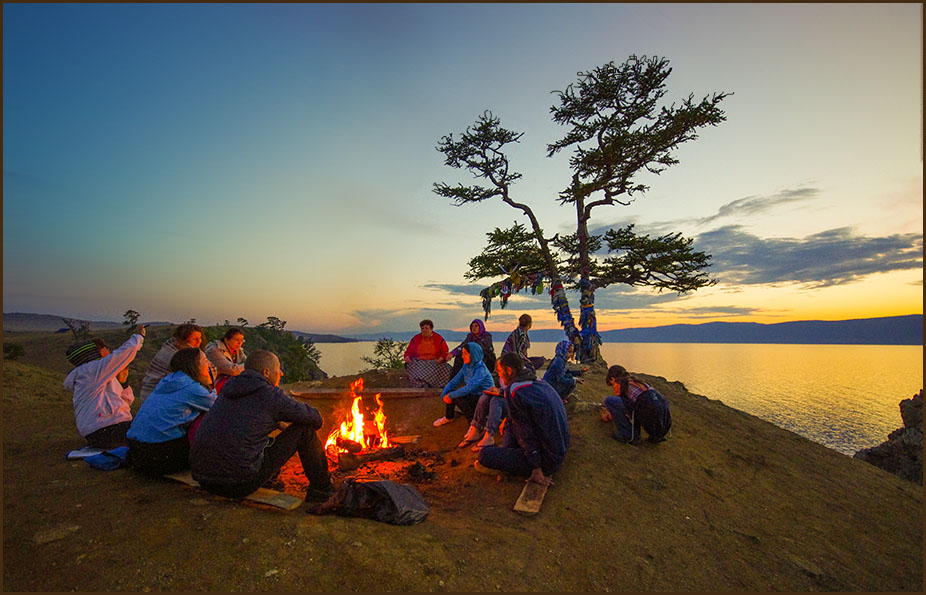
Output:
[126, 348, 217, 475]
[475, 352, 571, 485]
[601, 365, 672, 445]
[433, 342, 495, 427]
[542, 340, 585, 404]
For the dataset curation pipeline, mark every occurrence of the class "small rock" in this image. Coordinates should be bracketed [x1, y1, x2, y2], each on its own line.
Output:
[351, 541, 362, 548]
[32, 524, 80, 545]
[264, 569, 279, 577]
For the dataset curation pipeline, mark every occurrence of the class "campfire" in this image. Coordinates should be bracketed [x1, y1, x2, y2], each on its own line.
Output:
[324, 378, 405, 471]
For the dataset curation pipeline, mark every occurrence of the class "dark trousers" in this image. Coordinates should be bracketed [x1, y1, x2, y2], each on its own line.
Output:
[478, 429, 564, 477]
[445, 391, 481, 422]
[126, 436, 190, 475]
[85, 421, 131, 449]
[199, 423, 331, 499]
[604, 390, 672, 442]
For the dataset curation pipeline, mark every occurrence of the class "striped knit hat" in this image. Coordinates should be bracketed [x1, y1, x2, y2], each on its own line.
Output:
[65, 340, 102, 367]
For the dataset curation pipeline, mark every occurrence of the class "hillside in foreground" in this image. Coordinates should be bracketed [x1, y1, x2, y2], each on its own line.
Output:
[2, 332, 921, 591]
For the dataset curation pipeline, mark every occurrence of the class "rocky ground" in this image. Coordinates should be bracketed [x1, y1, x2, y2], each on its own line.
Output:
[2, 332, 923, 591]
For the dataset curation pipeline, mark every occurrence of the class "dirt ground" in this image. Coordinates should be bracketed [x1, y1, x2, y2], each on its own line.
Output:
[2, 333, 923, 591]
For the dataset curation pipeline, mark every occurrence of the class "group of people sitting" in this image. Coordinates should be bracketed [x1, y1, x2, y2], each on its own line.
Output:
[414, 313, 672, 484]
[62, 314, 671, 504]
[63, 324, 334, 503]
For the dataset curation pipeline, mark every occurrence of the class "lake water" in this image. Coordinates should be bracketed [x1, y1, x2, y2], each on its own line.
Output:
[315, 341, 923, 456]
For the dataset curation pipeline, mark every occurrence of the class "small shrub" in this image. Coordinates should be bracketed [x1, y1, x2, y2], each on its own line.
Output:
[4, 343, 25, 360]
[361, 338, 408, 371]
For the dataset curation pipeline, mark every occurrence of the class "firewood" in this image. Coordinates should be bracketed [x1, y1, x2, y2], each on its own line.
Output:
[336, 437, 363, 453]
[338, 445, 407, 471]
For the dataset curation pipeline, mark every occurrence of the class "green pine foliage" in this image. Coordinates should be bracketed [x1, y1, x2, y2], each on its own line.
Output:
[361, 338, 408, 371]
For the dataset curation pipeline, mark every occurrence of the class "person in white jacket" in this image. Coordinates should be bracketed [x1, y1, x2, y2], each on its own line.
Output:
[63, 324, 147, 448]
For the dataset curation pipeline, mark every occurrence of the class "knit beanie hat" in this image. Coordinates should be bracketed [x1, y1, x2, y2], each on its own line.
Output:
[66, 340, 102, 367]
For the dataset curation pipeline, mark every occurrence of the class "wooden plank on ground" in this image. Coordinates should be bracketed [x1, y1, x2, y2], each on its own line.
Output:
[390, 435, 420, 444]
[513, 480, 548, 516]
[164, 471, 302, 511]
[289, 388, 441, 400]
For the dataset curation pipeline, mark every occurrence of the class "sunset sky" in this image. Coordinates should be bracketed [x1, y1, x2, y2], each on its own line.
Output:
[3, 3, 922, 336]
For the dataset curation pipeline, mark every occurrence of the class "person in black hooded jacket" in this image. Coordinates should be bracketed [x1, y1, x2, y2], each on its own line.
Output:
[190, 349, 334, 502]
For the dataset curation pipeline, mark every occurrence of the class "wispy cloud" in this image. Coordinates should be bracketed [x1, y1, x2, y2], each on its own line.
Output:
[420, 283, 485, 297]
[699, 226, 923, 287]
[697, 187, 820, 225]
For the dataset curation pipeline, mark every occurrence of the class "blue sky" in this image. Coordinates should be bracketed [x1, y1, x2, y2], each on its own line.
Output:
[3, 3, 922, 334]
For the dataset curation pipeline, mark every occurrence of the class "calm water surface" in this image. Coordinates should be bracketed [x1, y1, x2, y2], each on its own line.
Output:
[315, 341, 923, 456]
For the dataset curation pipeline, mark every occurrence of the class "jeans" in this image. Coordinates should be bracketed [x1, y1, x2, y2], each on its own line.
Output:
[199, 423, 331, 499]
[603, 395, 634, 441]
[470, 393, 507, 434]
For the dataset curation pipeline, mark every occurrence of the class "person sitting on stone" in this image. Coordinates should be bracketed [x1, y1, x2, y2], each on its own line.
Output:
[403, 319, 452, 388]
[205, 327, 247, 392]
[190, 350, 334, 503]
[601, 365, 672, 445]
[448, 319, 496, 384]
[542, 339, 585, 405]
[126, 347, 217, 475]
[474, 352, 570, 486]
[139, 323, 205, 399]
[501, 313, 545, 373]
[63, 325, 147, 449]
[433, 342, 494, 428]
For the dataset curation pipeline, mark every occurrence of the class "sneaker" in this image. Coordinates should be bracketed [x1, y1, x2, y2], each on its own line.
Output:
[473, 461, 503, 476]
[433, 416, 454, 427]
[304, 484, 336, 503]
[471, 431, 495, 452]
[457, 425, 480, 447]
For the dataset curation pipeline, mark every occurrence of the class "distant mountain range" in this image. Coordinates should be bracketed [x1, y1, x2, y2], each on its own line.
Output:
[2, 312, 173, 333]
[290, 331, 358, 344]
[1, 313, 360, 344]
[4, 312, 921, 345]
[342, 315, 923, 346]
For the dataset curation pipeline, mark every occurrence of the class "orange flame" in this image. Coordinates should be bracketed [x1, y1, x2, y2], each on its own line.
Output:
[324, 377, 389, 454]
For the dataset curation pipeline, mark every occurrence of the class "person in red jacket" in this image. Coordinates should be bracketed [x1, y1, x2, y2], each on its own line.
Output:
[404, 319, 452, 388]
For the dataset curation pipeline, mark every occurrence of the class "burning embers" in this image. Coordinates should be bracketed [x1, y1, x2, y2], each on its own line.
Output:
[324, 378, 404, 471]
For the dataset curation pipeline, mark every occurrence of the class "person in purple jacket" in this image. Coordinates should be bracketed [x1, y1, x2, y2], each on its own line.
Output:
[190, 350, 334, 503]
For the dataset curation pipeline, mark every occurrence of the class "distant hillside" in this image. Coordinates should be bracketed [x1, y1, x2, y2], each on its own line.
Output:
[2, 312, 171, 333]
[598, 314, 923, 345]
[344, 315, 923, 346]
[290, 331, 358, 344]
[3, 312, 358, 344]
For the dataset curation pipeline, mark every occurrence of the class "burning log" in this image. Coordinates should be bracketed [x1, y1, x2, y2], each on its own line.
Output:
[336, 437, 363, 453]
[338, 445, 406, 471]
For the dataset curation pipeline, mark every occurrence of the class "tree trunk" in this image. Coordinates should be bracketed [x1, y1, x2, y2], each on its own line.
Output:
[574, 185, 602, 364]
[549, 278, 581, 347]
[577, 281, 602, 364]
